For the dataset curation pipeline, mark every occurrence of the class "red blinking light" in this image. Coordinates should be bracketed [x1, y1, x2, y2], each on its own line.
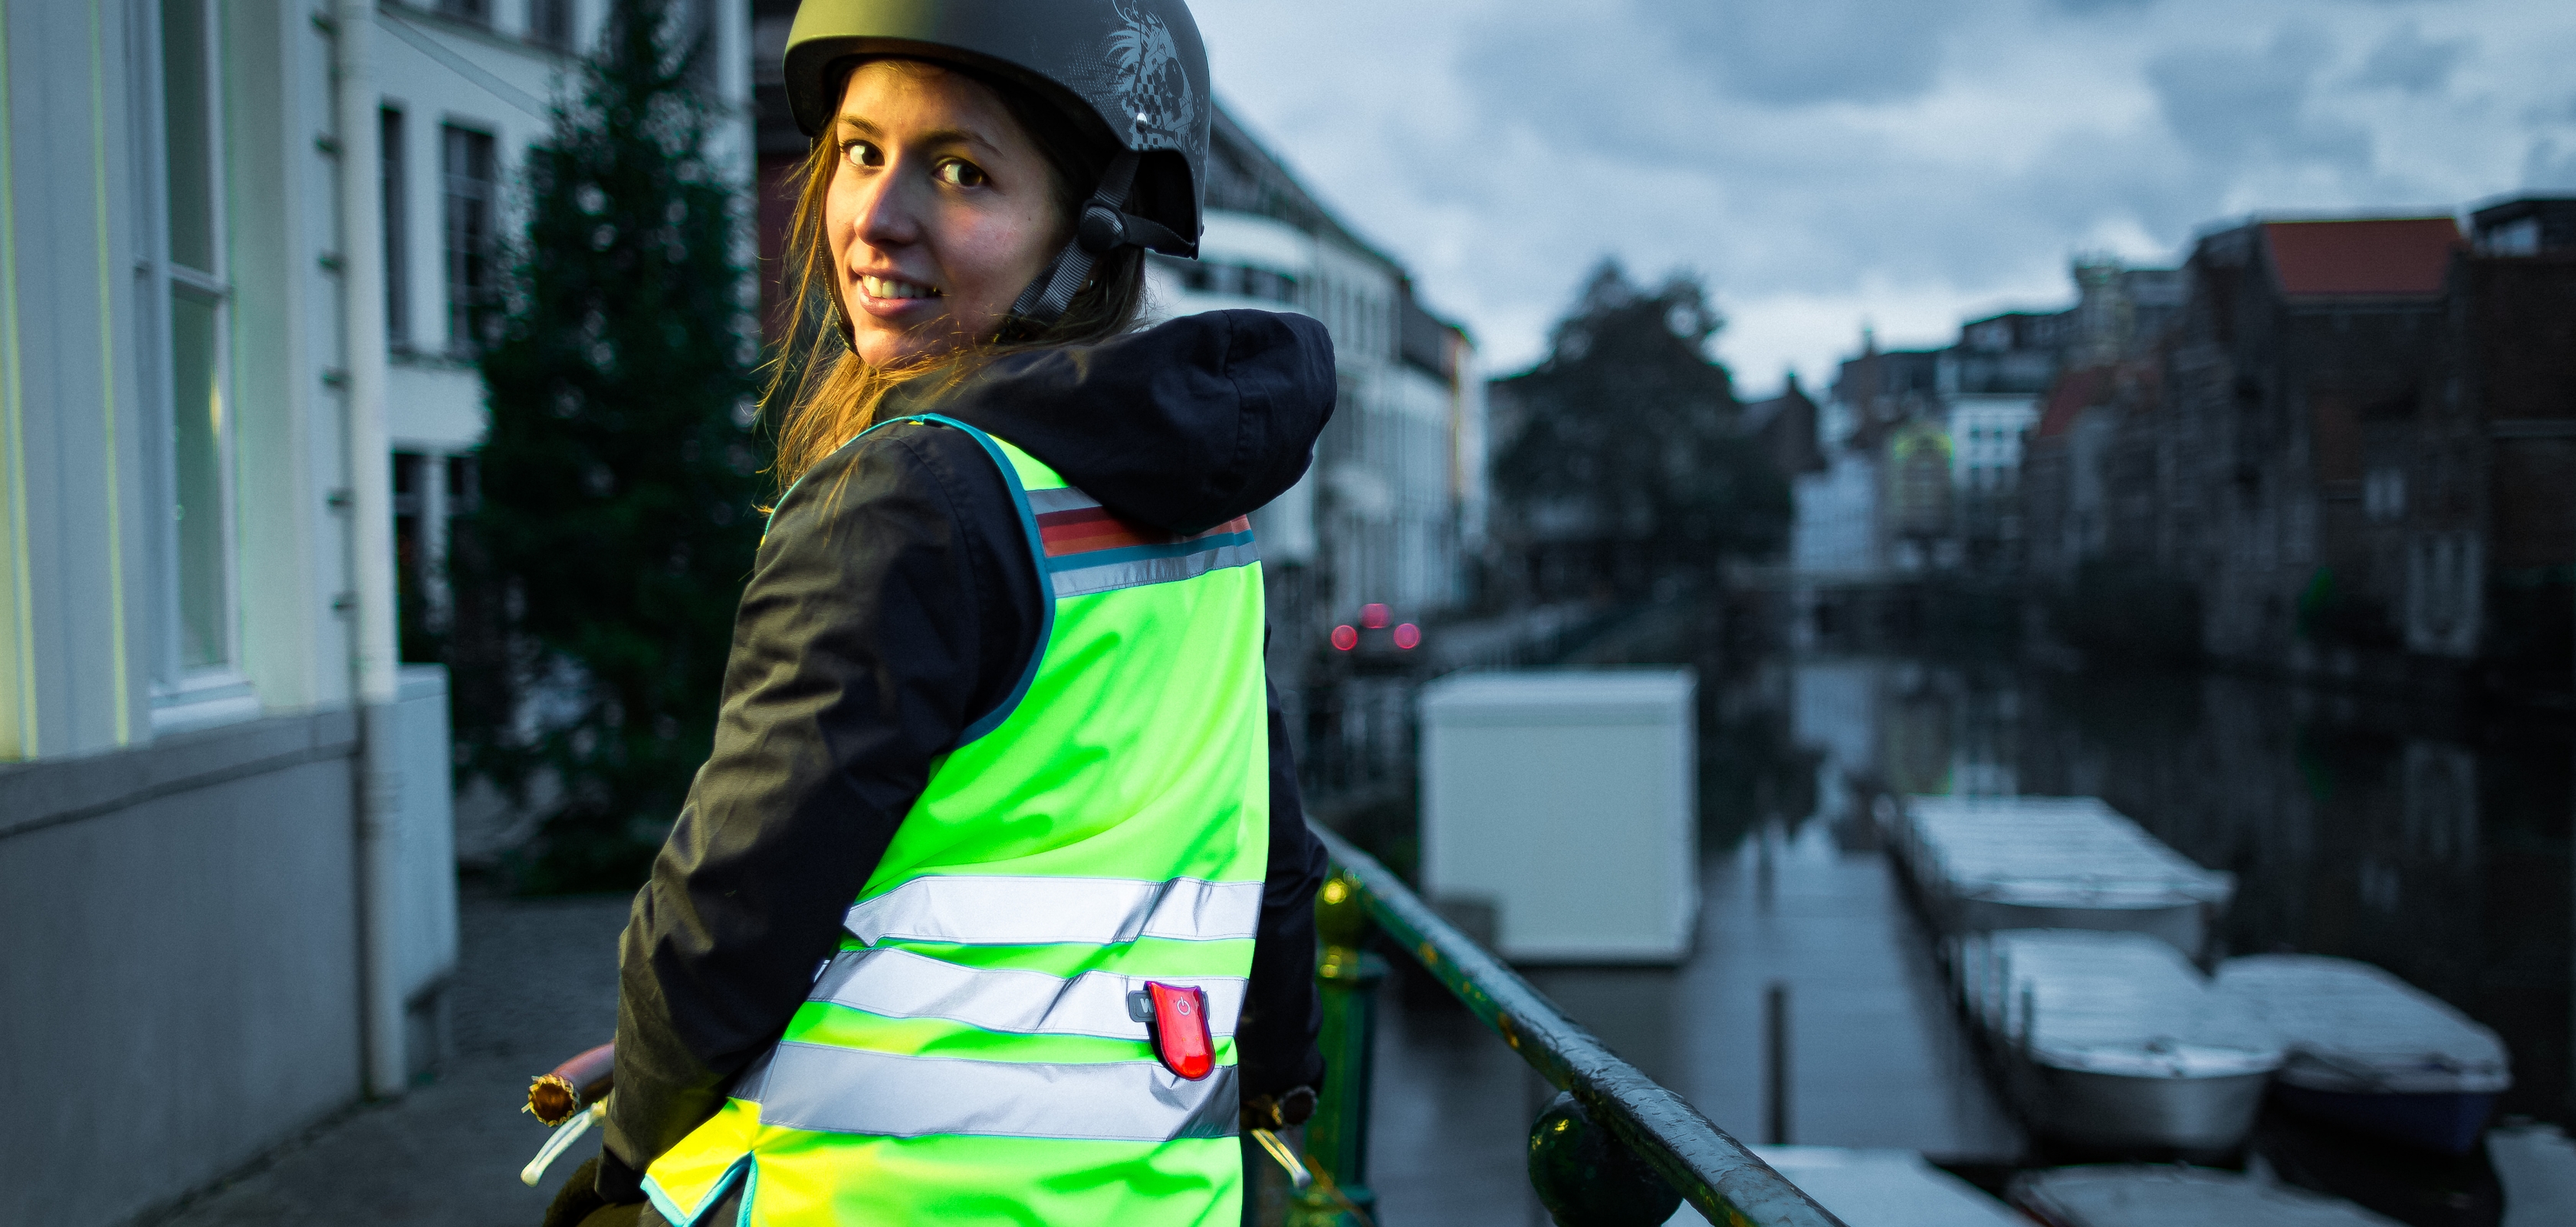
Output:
[1331, 625, 1359, 651]
[1143, 982, 1215, 1081]
[1359, 604, 1391, 629]
[1393, 623, 1421, 650]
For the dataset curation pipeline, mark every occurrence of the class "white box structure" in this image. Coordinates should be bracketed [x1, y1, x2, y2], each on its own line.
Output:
[1418, 670, 1698, 963]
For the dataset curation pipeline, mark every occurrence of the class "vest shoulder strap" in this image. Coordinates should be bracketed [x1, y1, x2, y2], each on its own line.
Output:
[866, 414, 1058, 744]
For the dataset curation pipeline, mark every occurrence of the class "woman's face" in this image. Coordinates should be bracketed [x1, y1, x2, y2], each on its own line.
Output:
[824, 61, 1067, 367]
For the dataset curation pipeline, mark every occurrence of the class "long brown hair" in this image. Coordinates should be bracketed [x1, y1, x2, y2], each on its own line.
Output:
[764, 58, 1148, 501]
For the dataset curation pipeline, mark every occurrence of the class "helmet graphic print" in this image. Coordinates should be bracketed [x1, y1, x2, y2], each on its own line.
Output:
[784, 0, 1212, 326]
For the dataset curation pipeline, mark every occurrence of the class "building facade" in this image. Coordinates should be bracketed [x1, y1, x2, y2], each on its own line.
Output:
[1142, 107, 1487, 672]
[376, 0, 751, 655]
[0, 6, 747, 1227]
[2020, 201, 2576, 690]
[1799, 259, 2183, 590]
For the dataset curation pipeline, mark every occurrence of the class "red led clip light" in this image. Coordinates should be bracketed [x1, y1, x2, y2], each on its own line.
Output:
[1129, 982, 1216, 1081]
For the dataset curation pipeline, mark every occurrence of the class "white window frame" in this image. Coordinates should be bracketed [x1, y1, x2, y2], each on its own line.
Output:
[142, 0, 255, 734]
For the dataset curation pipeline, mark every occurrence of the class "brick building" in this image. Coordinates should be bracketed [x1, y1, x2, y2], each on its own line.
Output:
[2022, 199, 2576, 690]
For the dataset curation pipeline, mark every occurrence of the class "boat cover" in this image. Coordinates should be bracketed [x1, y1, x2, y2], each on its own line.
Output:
[2215, 956, 2510, 1094]
[1957, 929, 2282, 1079]
[2010, 1166, 2404, 1226]
[1901, 796, 2234, 911]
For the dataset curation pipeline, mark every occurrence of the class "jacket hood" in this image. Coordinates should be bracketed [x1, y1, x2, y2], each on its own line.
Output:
[897, 310, 1337, 535]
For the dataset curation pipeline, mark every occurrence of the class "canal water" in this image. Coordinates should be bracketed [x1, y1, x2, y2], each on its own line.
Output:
[1338, 626, 2576, 1227]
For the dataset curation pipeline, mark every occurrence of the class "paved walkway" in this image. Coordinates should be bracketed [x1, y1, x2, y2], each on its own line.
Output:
[159, 887, 631, 1227]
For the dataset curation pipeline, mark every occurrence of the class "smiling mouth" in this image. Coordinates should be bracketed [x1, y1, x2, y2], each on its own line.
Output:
[858, 274, 941, 301]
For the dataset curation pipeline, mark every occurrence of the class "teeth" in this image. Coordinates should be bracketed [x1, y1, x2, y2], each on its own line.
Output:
[861, 275, 938, 300]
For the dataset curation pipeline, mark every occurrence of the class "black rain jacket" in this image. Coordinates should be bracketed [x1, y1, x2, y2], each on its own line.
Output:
[599, 310, 1337, 1192]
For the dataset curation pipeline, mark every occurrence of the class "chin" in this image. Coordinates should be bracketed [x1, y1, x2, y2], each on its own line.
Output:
[858, 317, 1002, 370]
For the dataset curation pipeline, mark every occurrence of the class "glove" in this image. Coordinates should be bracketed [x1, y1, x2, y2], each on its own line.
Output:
[540, 1156, 607, 1227]
[1240, 1084, 1318, 1133]
[540, 1151, 649, 1227]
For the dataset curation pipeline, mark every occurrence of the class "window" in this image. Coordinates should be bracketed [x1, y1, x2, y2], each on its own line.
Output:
[167, 289, 225, 668]
[2486, 217, 2540, 256]
[382, 107, 409, 348]
[442, 125, 498, 355]
[529, 0, 577, 51]
[159, 0, 235, 676]
[434, 0, 491, 25]
[393, 452, 435, 662]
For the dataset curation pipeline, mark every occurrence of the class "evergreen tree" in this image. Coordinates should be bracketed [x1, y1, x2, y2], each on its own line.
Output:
[455, 0, 763, 891]
[1492, 264, 1790, 601]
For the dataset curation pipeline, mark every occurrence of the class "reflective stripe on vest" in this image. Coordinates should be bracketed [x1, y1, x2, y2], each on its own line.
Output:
[1030, 487, 1258, 599]
[843, 874, 1263, 946]
[811, 946, 1247, 1041]
[733, 1042, 1241, 1143]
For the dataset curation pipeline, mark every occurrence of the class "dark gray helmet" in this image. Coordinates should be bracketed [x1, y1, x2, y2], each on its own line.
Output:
[784, 0, 1211, 291]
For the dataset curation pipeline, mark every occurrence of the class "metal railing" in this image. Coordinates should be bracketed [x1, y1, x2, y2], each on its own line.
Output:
[1291, 824, 1849, 1227]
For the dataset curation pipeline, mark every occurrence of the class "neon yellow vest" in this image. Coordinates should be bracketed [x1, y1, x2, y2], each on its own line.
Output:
[643, 415, 1270, 1225]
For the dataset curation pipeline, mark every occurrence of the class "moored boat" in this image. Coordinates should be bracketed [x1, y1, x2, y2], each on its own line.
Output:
[2214, 955, 2510, 1155]
[2008, 1165, 2405, 1226]
[1957, 929, 2282, 1153]
[1894, 795, 2234, 957]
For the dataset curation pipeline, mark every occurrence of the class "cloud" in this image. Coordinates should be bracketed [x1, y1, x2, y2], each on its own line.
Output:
[2354, 21, 2471, 94]
[1188, 0, 2576, 388]
[2526, 139, 2576, 191]
[2147, 25, 2371, 173]
[1656, 1, 1960, 107]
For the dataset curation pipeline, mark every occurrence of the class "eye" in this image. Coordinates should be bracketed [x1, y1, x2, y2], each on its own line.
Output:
[935, 158, 988, 188]
[840, 140, 882, 169]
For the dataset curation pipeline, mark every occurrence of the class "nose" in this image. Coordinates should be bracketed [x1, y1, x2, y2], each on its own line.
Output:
[849, 164, 925, 252]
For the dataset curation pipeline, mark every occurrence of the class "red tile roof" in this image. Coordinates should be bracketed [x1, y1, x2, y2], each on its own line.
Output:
[2035, 367, 2111, 439]
[2261, 219, 2463, 298]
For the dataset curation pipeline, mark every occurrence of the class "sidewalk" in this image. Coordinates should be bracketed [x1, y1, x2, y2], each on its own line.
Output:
[156, 886, 631, 1227]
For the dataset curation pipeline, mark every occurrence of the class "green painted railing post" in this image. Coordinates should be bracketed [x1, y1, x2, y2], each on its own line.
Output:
[1295, 871, 1385, 1226]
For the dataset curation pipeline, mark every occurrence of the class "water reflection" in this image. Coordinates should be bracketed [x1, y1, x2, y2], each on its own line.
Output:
[1741, 653, 2571, 1130]
[1359, 637, 2574, 1225]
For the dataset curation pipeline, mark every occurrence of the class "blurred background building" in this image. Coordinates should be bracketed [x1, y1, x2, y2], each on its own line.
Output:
[1144, 107, 1487, 693]
[1782, 195, 2575, 699]
[382, 0, 750, 660]
[0, 6, 748, 1227]
[2019, 199, 2576, 694]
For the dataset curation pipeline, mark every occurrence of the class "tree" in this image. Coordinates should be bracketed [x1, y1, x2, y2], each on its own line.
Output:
[455, 0, 763, 891]
[1492, 264, 1790, 602]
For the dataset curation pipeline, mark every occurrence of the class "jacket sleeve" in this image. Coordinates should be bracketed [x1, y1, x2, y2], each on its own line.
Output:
[1237, 676, 1329, 1099]
[600, 423, 1037, 1179]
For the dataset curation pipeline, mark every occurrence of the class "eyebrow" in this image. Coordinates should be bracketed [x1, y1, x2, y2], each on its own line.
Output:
[832, 114, 1003, 157]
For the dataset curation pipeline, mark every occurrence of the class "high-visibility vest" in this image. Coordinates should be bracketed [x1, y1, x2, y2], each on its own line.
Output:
[642, 414, 1270, 1226]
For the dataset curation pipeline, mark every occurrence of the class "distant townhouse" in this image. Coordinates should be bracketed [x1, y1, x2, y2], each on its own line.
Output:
[2025, 199, 2576, 690]
[2018, 264, 2183, 587]
[2157, 217, 2466, 663]
[2421, 199, 2576, 674]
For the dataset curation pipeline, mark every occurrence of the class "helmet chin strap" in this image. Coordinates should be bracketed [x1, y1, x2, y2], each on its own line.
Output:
[1006, 150, 1187, 331]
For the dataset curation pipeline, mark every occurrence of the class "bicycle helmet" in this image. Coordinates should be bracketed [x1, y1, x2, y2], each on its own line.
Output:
[784, 0, 1211, 325]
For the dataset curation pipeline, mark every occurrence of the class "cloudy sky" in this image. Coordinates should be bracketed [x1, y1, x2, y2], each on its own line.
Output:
[1188, 0, 2576, 395]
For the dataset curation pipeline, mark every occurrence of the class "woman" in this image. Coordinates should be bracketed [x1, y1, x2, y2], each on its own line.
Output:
[544, 2, 1333, 1223]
